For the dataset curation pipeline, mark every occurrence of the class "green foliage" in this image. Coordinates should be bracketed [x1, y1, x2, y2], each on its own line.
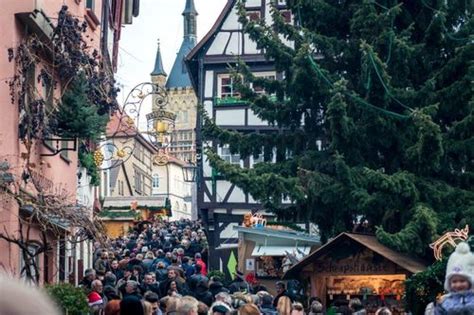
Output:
[208, 270, 231, 286]
[98, 209, 136, 218]
[45, 283, 89, 315]
[78, 149, 100, 186]
[376, 204, 438, 256]
[203, 0, 474, 260]
[405, 259, 447, 315]
[53, 75, 109, 141]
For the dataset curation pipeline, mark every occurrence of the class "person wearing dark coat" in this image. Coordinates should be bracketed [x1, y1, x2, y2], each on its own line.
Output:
[228, 271, 251, 294]
[120, 295, 144, 315]
[260, 294, 278, 315]
[209, 279, 230, 297]
[140, 273, 161, 297]
[193, 281, 214, 307]
[273, 281, 291, 308]
[188, 264, 208, 291]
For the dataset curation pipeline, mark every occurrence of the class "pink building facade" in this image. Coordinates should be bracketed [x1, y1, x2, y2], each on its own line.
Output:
[0, 0, 135, 284]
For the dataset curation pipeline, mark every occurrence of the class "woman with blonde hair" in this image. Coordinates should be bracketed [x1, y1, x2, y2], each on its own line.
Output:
[277, 296, 292, 315]
[291, 302, 305, 315]
[238, 303, 260, 315]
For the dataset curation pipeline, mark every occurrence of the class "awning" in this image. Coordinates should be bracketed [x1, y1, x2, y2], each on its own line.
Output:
[251, 245, 311, 257]
[215, 244, 239, 251]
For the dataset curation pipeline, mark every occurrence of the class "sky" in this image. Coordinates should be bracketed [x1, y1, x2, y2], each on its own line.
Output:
[116, 0, 227, 103]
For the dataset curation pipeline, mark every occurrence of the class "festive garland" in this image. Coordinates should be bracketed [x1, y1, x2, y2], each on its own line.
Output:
[98, 210, 137, 219]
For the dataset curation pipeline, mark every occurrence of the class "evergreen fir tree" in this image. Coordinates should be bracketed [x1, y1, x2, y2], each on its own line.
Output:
[203, 0, 473, 259]
[54, 75, 109, 141]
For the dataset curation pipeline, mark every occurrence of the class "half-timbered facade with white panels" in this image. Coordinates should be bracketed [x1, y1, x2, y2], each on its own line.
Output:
[186, 0, 292, 273]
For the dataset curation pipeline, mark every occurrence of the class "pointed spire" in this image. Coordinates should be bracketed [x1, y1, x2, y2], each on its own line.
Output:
[166, 0, 198, 88]
[182, 0, 198, 15]
[151, 39, 167, 77]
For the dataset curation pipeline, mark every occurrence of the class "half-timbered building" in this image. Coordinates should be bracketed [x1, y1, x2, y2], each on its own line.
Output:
[186, 0, 292, 272]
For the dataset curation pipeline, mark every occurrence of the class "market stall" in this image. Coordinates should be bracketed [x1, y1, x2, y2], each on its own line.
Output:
[235, 225, 320, 295]
[284, 233, 426, 314]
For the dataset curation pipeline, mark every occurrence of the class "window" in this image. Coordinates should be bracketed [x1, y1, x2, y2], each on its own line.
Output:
[246, 10, 261, 22]
[86, 0, 95, 10]
[182, 111, 189, 123]
[117, 180, 124, 196]
[218, 75, 240, 98]
[251, 73, 276, 95]
[280, 10, 292, 23]
[219, 145, 242, 166]
[152, 174, 160, 188]
[134, 169, 143, 194]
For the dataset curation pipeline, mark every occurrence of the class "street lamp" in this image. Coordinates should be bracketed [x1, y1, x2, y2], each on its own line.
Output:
[182, 162, 197, 183]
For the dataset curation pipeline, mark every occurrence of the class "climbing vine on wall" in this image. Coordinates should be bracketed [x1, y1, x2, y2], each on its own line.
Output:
[7, 5, 118, 186]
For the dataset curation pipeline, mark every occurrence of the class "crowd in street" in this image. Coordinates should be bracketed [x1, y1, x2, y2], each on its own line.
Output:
[78, 218, 408, 315]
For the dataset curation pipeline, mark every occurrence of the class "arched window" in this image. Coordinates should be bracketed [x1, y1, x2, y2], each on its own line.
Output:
[152, 174, 160, 188]
[175, 201, 180, 212]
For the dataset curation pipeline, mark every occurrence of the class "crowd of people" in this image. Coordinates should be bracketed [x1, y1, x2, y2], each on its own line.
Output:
[80, 218, 317, 315]
[79, 218, 474, 315]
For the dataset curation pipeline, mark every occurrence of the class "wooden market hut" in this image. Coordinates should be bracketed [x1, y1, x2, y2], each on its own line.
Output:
[284, 232, 427, 312]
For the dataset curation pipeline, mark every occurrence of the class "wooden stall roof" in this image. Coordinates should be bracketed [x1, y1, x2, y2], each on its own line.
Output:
[284, 232, 427, 278]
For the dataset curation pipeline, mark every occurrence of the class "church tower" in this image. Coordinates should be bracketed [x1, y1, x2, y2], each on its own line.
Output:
[150, 40, 167, 89]
[150, 0, 198, 163]
[166, 0, 197, 89]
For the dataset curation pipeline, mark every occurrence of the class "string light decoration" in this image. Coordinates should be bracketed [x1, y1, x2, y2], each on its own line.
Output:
[429, 225, 469, 261]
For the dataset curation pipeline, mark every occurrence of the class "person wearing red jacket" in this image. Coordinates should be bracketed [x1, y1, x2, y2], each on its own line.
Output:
[194, 253, 207, 276]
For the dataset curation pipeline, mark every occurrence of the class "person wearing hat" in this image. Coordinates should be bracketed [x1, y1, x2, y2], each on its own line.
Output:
[434, 242, 474, 314]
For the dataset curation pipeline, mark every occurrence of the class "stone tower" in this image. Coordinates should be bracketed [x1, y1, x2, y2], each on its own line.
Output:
[151, 0, 198, 163]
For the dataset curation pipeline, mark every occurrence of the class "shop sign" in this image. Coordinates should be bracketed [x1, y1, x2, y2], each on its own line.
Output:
[246, 258, 255, 271]
[315, 260, 391, 274]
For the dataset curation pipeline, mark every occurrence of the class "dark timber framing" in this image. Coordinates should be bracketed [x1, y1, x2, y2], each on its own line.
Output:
[186, 0, 288, 272]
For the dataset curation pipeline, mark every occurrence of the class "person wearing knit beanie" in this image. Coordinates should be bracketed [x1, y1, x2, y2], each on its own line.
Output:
[443, 242, 474, 292]
[434, 242, 474, 314]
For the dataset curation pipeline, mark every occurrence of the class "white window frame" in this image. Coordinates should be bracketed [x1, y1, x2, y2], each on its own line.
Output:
[249, 147, 277, 168]
[152, 174, 160, 188]
[250, 71, 276, 96]
[217, 74, 240, 98]
[218, 144, 244, 167]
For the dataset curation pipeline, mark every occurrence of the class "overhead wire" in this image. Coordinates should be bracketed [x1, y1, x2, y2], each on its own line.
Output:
[419, 0, 471, 41]
[296, 2, 410, 120]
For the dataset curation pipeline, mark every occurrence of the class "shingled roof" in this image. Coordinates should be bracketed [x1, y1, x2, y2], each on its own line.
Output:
[284, 232, 427, 278]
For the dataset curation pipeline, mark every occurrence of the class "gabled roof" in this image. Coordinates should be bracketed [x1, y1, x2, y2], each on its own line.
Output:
[284, 232, 427, 278]
[106, 111, 158, 154]
[151, 42, 167, 76]
[185, 0, 235, 90]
